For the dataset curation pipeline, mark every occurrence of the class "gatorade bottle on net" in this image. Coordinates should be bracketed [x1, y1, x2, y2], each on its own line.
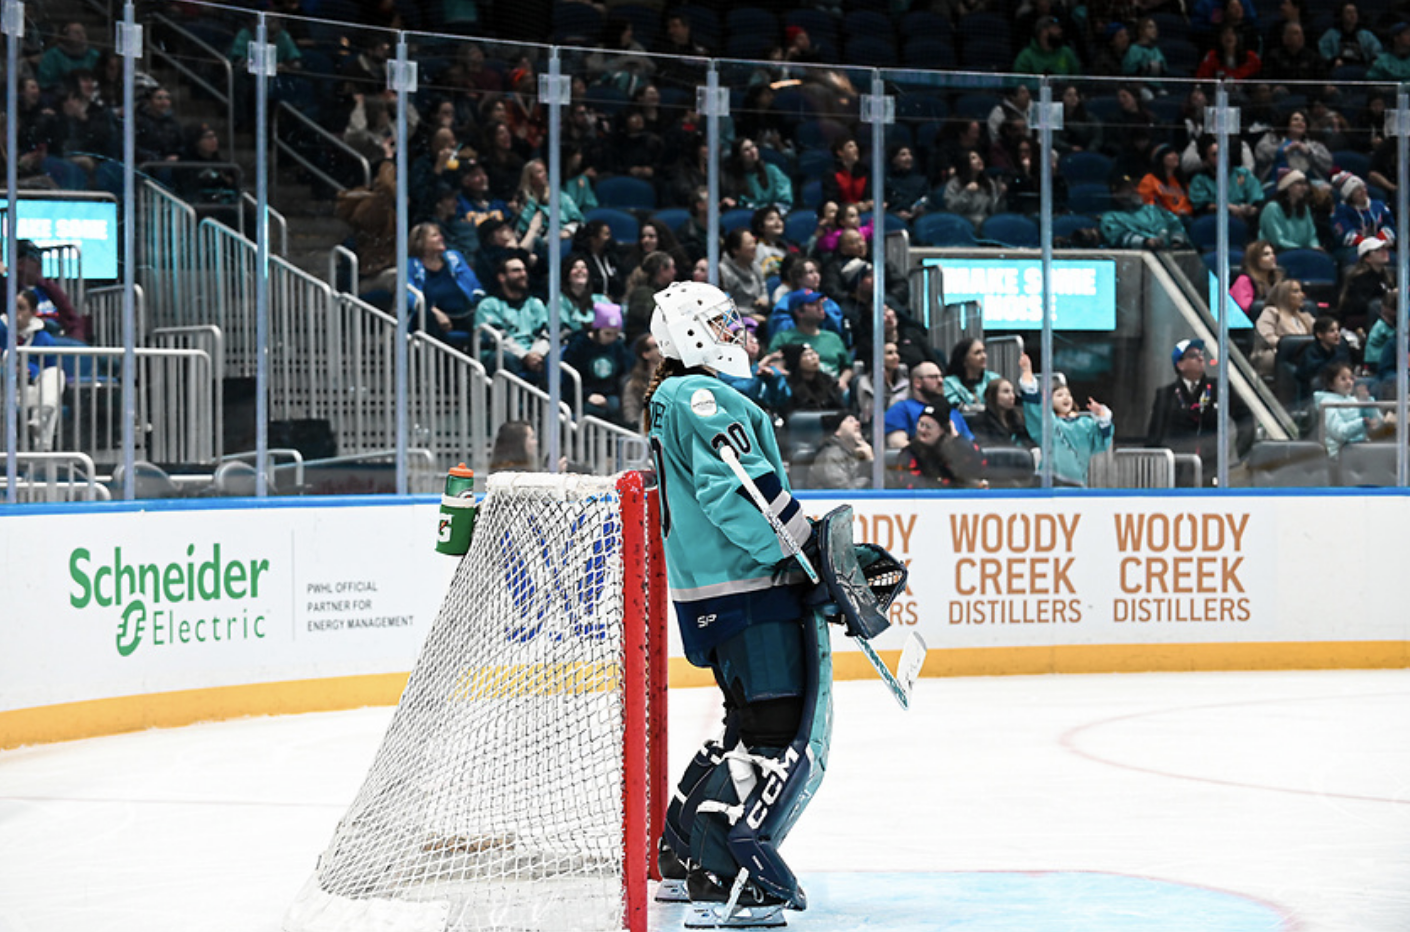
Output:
[435, 464, 477, 555]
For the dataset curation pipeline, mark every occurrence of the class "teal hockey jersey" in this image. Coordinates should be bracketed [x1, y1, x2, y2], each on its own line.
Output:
[647, 373, 811, 667]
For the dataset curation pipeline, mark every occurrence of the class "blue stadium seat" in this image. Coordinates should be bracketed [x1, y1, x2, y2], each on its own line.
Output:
[1277, 248, 1338, 289]
[1203, 248, 1244, 272]
[1068, 183, 1114, 216]
[845, 35, 899, 67]
[957, 12, 1010, 50]
[798, 148, 835, 180]
[1150, 12, 1190, 44]
[900, 10, 953, 42]
[725, 7, 779, 45]
[584, 85, 630, 119]
[552, 2, 603, 43]
[724, 33, 774, 60]
[953, 93, 1002, 124]
[595, 176, 657, 210]
[771, 85, 818, 122]
[720, 208, 755, 234]
[902, 38, 956, 69]
[651, 208, 690, 232]
[1058, 151, 1114, 187]
[585, 208, 639, 243]
[958, 38, 1011, 71]
[785, 209, 818, 244]
[843, 9, 894, 43]
[1189, 214, 1249, 251]
[1052, 214, 1100, 241]
[980, 213, 1041, 248]
[1332, 150, 1372, 183]
[914, 212, 977, 247]
[1161, 39, 1201, 77]
[861, 211, 910, 234]
[800, 179, 824, 209]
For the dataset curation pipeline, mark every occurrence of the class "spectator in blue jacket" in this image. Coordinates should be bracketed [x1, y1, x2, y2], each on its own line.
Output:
[0, 289, 65, 451]
[408, 221, 484, 342]
[1330, 170, 1395, 259]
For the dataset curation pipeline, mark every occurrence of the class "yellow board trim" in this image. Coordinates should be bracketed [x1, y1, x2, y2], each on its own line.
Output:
[3, 642, 1406, 749]
[0, 674, 410, 750]
[667, 640, 1410, 686]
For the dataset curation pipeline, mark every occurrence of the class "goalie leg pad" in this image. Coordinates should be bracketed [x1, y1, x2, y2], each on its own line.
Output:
[663, 736, 730, 865]
[669, 615, 832, 910]
[805, 505, 909, 640]
[724, 612, 833, 911]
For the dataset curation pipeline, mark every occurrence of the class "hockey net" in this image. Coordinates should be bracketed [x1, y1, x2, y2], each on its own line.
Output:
[285, 471, 668, 932]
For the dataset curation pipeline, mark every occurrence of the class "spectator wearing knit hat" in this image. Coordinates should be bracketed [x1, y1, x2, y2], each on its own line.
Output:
[806, 413, 875, 490]
[1330, 170, 1395, 256]
[1259, 169, 1322, 252]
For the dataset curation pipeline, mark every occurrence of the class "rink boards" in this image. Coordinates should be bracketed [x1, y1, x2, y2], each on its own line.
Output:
[1, 490, 1407, 747]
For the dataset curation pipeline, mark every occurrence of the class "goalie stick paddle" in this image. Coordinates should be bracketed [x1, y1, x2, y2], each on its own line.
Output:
[717, 444, 925, 710]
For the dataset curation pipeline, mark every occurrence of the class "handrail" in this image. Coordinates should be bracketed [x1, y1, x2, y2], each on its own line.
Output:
[272, 101, 370, 196]
[138, 160, 245, 194]
[221, 448, 306, 493]
[241, 192, 289, 255]
[329, 244, 359, 293]
[147, 13, 235, 153]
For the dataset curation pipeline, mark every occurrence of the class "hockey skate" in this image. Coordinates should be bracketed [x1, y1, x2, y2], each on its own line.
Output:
[683, 868, 788, 928]
[655, 839, 691, 903]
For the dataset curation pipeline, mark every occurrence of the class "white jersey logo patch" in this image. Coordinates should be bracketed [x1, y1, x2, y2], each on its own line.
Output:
[690, 388, 718, 418]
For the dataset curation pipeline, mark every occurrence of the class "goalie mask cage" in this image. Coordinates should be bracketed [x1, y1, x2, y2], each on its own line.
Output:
[284, 471, 668, 932]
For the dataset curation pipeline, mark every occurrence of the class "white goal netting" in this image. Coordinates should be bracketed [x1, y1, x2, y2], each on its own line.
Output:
[285, 473, 656, 932]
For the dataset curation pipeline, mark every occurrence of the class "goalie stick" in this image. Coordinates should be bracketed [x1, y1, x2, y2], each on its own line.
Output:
[718, 445, 926, 710]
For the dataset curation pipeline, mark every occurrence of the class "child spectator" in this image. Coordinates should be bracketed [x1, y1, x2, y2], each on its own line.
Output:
[1017, 354, 1113, 486]
[562, 300, 633, 425]
[1315, 360, 1389, 458]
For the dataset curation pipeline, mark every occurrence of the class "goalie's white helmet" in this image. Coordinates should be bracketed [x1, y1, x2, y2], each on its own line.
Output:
[650, 281, 752, 379]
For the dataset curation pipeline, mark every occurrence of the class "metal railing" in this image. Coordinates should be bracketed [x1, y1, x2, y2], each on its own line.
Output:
[150, 325, 226, 460]
[576, 416, 650, 474]
[492, 368, 578, 468]
[409, 333, 492, 474]
[85, 285, 146, 349]
[0, 452, 109, 502]
[37, 243, 84, 316]
[240, 192, 288, 255]
[137, 179, 200, 330]
[15, 346, 214, 465]
[272, 101, 371, 196]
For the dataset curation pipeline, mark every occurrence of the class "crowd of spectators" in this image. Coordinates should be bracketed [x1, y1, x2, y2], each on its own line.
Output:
[12, 2, 1410, 482]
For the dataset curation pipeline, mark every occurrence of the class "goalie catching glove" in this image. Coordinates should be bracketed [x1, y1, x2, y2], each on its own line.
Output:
[802, 505, 908, 640]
